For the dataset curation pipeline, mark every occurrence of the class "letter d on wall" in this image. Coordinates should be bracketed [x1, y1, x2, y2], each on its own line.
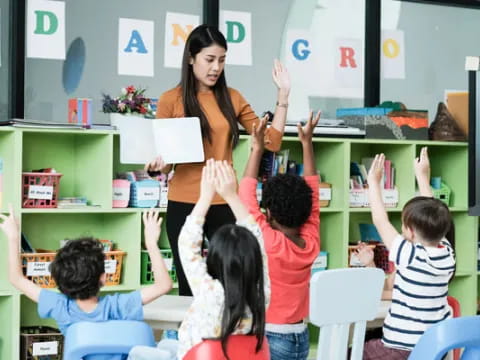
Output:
[27, 0, 66, 59]
[34, 10, 58, 34]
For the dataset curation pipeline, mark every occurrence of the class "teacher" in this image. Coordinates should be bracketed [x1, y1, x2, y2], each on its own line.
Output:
[145, 24, 290, 296]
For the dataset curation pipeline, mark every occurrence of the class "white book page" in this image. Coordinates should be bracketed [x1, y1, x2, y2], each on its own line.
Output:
[152, 117, 204, 164]
[112, 115, 156, 164]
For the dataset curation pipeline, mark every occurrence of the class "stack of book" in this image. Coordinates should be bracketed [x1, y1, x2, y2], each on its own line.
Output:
[349, 157, 395, 190]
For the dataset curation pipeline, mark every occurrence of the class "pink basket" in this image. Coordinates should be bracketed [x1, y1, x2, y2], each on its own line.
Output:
[22, 172, 62, 208]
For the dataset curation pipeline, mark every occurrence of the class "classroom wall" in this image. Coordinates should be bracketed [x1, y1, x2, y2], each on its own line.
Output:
[24, 0, 202, 124]
[381, 0, 480, 122]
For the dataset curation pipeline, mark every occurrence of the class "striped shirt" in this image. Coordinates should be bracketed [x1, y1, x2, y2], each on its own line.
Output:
[382, 235, 455, 351]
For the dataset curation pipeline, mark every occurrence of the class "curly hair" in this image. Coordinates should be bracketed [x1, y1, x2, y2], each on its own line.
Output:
[402, 196, 452, 243]
[50, 237, 105, 299]
[262, 174, 313, 228]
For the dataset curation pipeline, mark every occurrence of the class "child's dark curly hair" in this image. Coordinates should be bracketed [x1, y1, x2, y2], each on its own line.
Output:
[50, 237, 105, 299]
[262, 174, 313, 228]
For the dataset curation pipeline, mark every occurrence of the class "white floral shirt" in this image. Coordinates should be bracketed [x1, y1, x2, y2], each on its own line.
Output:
[177, 215, 270, 359]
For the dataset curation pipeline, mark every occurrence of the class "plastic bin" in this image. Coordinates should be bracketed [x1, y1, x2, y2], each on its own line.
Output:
[141, 249, 177, 284]
[20, 326, 63, 360]
[22, 172, 62, 208]
[21, 250, 126, 288]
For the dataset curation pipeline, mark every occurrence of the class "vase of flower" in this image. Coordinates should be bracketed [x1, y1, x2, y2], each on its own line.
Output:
[102, 85, 154, 126]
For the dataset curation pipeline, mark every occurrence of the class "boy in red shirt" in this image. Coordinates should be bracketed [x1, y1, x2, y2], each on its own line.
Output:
[238, 111, 321, 360]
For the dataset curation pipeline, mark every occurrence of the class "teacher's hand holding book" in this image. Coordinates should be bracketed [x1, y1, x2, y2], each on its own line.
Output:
[145, 155, 172, 175]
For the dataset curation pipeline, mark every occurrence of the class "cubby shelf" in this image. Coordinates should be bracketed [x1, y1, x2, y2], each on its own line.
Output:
[0, 128, 476, 358]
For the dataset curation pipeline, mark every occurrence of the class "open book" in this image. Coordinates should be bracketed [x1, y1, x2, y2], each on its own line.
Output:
[112, 116, 205, 165]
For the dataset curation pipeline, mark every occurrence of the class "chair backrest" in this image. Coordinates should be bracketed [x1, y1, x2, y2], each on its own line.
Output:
[183, 335, 270, 360]
[447, 296, 461, 360]
[309, 267, 385, 360]
[63, 320, 156, 360]
[409, 315, 480, 360]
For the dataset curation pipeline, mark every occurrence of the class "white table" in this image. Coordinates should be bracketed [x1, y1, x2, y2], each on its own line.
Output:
[143, 295, 193, 330]
[143, 295, 391, 330]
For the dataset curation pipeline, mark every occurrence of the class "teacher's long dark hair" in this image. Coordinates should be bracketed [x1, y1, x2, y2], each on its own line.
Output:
[180, 24, 240, 147]
[206, 224, 266, 359]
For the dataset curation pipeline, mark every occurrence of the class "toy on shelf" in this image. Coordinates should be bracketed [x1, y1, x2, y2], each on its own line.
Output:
[430, 176, 451, 206]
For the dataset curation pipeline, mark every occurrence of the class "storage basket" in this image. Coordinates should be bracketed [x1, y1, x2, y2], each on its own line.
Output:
[141, 249, 177, 284]
[319, 183, 332, 207]
[22, 172, 62, 208]
[130, 180, 160, 208]
[20, 326, 63, 360]
[432, 182, 451, 206]
[21, 250, 126, 288]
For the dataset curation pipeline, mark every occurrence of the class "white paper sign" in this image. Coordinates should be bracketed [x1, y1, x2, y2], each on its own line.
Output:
[118, 18, 154, 77]
[137, 187, 160, 201]
[113, 187, 129, 201]
[163, 258, 173, 271]
[159, 187, 168, 208]
[32, 341, 58, 356]
[104, 260, 117, 274]
[27, 0, 65, 59]
[164, 12, 200, 68]
[381, 29, 405, 79]
[28, 185, 54, 200]
[220, 10, 252, 66]
[27, 261, 51, 276]
[334, 38, 363, 89]
[319, 188, 332, 201]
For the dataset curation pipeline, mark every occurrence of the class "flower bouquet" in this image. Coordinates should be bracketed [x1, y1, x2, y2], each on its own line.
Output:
[102, 85, 154, 118]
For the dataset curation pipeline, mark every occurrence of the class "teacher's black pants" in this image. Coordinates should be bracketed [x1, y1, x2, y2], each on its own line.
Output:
[166, 200, 235, 296]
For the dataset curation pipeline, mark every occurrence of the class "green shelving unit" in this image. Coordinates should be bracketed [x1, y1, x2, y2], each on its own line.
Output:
[0, 128, 476, 358]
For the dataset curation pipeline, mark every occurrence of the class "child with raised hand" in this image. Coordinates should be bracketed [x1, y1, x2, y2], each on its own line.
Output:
[0, 205, 172, 335]
[238, 111, 321, 360]
[362, 148, 455, 360]
[130, 159, 270, 360]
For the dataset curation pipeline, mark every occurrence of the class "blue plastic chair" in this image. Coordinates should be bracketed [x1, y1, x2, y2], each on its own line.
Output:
[63, 320, 156, 360]
[409, 316, 480, 360]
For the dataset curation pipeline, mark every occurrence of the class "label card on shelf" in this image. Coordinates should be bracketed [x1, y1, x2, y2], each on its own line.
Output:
[32, 341, 58, 356]
[113, 187, 129, 201]
[105, 260, 117, 274]
[27, 262, 51, 276]
[320, 188, 332, 201]
[159, 187, 168, 208]
[28, 185, 53, 200]
[138, 187, 160, 201]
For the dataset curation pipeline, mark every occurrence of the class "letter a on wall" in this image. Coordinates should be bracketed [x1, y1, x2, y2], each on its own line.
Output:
[27, 0, 65, 59]
[164, 12, 200, 69]
[118, 18, 154, 77]
[220, 10, 252, 66]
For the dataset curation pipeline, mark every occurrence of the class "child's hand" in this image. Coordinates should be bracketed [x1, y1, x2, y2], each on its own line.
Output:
[142, 210, 163, 249]
[356, 243, 375, 267]
[214, 160, 238, 200]
[298, 110, 321, 144]
[272, 59, 290, 93]
[0, 204, 20, 241]
[414, 147, 430, 182]
[200, 158, 216, 202]
[367, 153, 385, 186]
[251, 117, 267, 153]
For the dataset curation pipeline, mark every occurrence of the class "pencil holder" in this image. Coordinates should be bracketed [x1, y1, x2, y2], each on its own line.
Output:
[112, 179, 130, 208]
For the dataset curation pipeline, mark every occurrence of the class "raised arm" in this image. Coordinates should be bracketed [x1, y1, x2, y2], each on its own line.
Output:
[243, 117, 267, 179]
[178, 159, 217, 296]
[298, 110, 321, 176]
[140, 211, 173, 305]
[414, 147, 433, 197]
[367, 154, 399, 250]
[0, 204, 41, 302]
[215, 161, 249, 221]
[270, 59, 291, 133]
